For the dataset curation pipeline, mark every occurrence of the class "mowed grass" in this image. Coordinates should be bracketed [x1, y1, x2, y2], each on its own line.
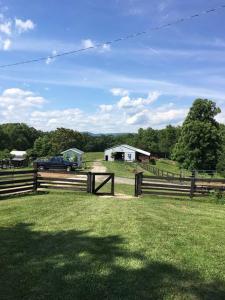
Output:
[1, 190, 225, 299]
[102, 161, 153, 178]
[83, 152, 104, 170]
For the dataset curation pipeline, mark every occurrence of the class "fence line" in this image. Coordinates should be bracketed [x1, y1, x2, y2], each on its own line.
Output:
[135, 171, 225, 198]
[0, 169, 115, 198]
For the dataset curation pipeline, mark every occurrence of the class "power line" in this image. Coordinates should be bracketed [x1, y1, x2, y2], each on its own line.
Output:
[1, 4, 225, 69]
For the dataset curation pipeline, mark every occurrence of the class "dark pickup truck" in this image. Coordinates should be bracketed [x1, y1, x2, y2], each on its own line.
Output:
[35, 156, 78, 171]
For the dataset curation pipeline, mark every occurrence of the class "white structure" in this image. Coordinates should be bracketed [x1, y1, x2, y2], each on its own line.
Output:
[104, 144, 150, 162]
[61, 148, 84, 167]
[10, 150, 27, 161]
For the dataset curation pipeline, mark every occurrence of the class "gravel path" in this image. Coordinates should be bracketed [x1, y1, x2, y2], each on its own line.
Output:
[91, 160, 134, 185]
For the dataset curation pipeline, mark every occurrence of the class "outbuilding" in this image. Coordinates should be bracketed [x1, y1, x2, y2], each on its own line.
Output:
[104, 144, 150, 162]
[61, 148, 84, 167]
[10, 150, 27, 167]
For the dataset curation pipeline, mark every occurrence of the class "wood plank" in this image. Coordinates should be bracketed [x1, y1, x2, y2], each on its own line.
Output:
[141, 182, 190, 189]
[39, 170, 88, 175]
[91, 172, 114, 176]
[195, 178, 225, 183]
[0, 186, 34, 195]
[142, 186, 191, 193]
[0, 183, 34, 190]
[141, 191, 191, 197]
[0, 178, 34, 186]
[39, 181, 86, 187]
[38, 177, 87, 183]
[143, 175, 191, 182]
[40, 185, 87, 191]
[0, 170, 35, 176]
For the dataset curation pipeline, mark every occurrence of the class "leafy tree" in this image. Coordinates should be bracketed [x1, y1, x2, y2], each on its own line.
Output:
[134, 128, 159, 153]
[0, 123, 42, 150]
[48, 128, 85, 155]
[0, 149, 12, 160]
[158, 125, 180, 158]
[172, 99, 222, 170]
[33, 135, 52, 157]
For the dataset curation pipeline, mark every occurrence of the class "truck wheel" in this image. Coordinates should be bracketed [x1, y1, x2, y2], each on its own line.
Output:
[67, 166, 71, 172]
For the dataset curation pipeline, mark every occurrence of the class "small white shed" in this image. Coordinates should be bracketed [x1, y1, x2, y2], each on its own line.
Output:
[61, 148, 84, 167]
[10, 150, 27, 161]
[104, 144, 150, 162]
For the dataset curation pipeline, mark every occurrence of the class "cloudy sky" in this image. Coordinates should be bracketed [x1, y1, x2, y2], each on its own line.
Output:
[1, 0, 225, 132]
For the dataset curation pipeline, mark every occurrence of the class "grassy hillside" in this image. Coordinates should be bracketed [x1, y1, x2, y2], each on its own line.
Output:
[102, 161, 153, 178]
[0, 190, 225, 299]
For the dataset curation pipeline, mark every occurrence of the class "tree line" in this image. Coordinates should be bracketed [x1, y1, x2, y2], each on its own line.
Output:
[0, 123, 180, 158]
[0, 99, 225, 172]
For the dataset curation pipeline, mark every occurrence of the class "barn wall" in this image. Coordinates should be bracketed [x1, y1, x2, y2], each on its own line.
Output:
[104, 146, 135, 162]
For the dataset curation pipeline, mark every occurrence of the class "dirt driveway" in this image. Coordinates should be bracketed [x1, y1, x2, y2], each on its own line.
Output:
[91, 160, 134, 185]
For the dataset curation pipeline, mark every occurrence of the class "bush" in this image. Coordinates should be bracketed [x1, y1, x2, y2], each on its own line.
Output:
[149, 158, 156, 165]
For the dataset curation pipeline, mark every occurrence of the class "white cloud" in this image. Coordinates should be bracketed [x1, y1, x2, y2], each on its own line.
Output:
[110, 88, 129, 96]
[15, 18, 35, 33]
[81, 39, 111, 53]
[45, 50, 57, 65]
[0, 88, 45, 122]
[99, 104, 113, 113]
[0, 21, 11, 35]
[82, 39, 95, 48]
[2, 38, 11, 50]
[102, 43, 111, 51]
[117, 91, 160, 109]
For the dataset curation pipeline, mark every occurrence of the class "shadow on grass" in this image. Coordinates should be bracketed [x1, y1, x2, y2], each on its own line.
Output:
[0, 223, 225, 300]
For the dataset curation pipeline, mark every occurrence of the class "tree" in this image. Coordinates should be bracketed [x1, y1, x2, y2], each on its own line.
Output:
[158, 125, 180, 158]
[172, 99, 222, 170]
[134, 128, 159, 154]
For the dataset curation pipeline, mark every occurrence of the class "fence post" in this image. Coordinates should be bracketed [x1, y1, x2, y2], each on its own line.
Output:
[138, 172, 143, 196]
[135, 173, 139, 197]
[135, 172, 143, 197]
[87, 172, 92, 193]
[33, 167, 38, 192]
[111, 174, 115, 196]
[92, 173, 96, 194]
[190, 170, 196, 198]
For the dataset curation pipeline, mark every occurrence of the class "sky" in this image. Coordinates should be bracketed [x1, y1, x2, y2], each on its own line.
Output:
[1, 0, 225, 133]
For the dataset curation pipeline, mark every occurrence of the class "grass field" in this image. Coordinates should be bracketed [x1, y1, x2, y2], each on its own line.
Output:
[102, 161, 153, 178]
[1, 190, 225, 299]
[83, 152, 103, 169]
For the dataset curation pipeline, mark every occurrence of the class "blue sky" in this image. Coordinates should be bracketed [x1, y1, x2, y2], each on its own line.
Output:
[1, 0, 225, 132]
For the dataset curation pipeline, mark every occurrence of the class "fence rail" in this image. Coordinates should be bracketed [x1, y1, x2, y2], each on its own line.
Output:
[0, 170, 37, 197]
[0, 169, 115, 198]
[135, 172, 225, 198]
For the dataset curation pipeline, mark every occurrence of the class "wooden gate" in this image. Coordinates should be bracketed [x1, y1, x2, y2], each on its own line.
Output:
[91, 172, 115, 196]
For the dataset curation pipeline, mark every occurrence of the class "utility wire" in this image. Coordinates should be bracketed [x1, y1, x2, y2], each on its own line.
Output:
[0, 4, 225, 69]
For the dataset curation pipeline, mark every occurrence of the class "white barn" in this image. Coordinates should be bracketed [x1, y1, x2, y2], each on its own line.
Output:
[104, 144, 150, 162]
[61, 148, 84, 167]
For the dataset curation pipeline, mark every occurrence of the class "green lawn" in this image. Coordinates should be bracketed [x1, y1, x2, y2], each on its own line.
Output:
[1, 190, 225, 299]
[83, 152, 103, 170]
[102, 161, 153, 178]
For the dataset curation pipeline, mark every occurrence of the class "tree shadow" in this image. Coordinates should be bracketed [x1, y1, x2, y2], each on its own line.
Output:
[0, 223, 225, 300]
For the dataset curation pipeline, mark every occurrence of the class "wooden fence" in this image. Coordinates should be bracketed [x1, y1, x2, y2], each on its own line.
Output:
[135, 172, 225, 198]
[138, 162, 185, 180]
[0, 169, 115, 198]
[0, 170, 37, 197]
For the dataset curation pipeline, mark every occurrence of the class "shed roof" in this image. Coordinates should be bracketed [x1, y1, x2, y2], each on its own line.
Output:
[105, 144, 150, 156]
[61, 148, 84, 155]
[10, 150, 27, 156]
